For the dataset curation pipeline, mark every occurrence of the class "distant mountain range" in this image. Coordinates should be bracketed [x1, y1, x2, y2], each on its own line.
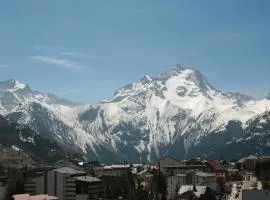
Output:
[0, 65, 270, 163]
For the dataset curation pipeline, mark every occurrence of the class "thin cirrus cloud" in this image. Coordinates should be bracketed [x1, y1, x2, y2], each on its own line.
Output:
[60, 51, 105, 60]
[0, 64, 8, 68]
[33, 45, 62, 51]
[31, 56, 84, 70]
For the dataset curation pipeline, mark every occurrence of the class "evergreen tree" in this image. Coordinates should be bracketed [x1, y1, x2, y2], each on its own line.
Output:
[255, 160, 270, 180]
[235, 163, 242, 171]
[262, 180, 270, 190]
[199, 187, 215, 200]
[135, 182, 151, 200]
[152, 171, 167, 200]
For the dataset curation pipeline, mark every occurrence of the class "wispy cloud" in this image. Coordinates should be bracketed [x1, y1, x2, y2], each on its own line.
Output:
[31, 56, 84, 70]
[0, 64, 8, 68]
[60, 51, 105, 60]
[33, 45, 62, 51]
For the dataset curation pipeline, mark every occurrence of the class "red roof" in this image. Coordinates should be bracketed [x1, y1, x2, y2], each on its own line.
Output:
[208, 160, 222, 171]
[12, 194, 58, 200]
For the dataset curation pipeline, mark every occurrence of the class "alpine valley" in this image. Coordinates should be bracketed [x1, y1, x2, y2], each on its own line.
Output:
[1, 65, 270, 163]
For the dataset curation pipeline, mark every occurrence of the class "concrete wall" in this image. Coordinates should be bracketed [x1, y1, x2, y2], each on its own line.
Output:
[47, 170, 55, 196]
[24, 180, 36, 194]
[35, 176, 45, 194]
[159, 157, 181, 174]
[242, 189, 270, 200]
[164, 166, 207, 176]
[65, 176, 76, 200]
[75, 194, 88, 200]
[88, 182, 103, 200]
[56, 172, 64, 200]
[0, 186, 6, 200]
[167, 176, 186, 200]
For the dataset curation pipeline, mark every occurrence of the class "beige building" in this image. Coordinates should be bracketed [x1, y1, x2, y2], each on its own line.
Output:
[24, 173, 45, 195]
[164, 165, 209, 176]
[167, 171, 216, 200]
[24, 167, 103, 200]
[167, 174, 187, 200]
[93, 164, 131, 177]
[159, 156, 210, 176]
[159, 156, 181, 175]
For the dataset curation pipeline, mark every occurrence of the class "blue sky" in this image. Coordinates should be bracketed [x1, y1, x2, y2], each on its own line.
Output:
[0, 0, 270, 103]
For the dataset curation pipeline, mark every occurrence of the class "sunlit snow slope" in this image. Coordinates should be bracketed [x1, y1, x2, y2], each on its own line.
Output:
[1, 66, 270, 162]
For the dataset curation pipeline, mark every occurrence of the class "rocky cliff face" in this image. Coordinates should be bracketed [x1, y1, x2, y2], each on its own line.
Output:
[0, 114, 65, 163]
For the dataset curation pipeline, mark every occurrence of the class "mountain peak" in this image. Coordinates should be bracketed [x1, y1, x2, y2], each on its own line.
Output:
[159, 64, 199, 79]
[158, 64, 216, 93]
[0, 79, 31, 93]
[172, 64, 196, 72]
[112, 65, 218, 101]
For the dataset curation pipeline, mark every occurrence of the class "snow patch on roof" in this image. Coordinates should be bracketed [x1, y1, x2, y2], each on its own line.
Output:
[178, 185, 207, 197]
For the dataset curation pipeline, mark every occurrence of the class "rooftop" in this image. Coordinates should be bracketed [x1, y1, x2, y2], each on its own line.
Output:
[165, 164, 206, 168]
[73, 176, 101, 183]
[137, 169, 148, 176]
[178, 185, 207, 198]
[12, 194, 58, 200]
[54, 167, 85, 175]
[145, 174, 154, 178]
[194, 171, 215, 177]
[104, 165, 131, 169]
[175, 174, 187, 177]
[262, 155, 270, 159]
[227, 168, 239, 171]
[238, 155, 258, 163]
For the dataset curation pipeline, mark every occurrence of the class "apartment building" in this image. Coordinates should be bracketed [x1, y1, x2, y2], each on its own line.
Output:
[93, 164, 131, 177]
[159, 156, 182, 175]
[24, 167, 103, 200]
[167, 171, 216, 200]
[159, 156, 210, 176]
[167, 174, 187, 200]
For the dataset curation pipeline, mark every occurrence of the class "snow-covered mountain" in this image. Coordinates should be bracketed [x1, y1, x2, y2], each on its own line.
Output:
[0, 79, 97, 154]
[0, 114, 65, 163]
[1, 66, 270, 162]
[197, 110, 270, 159]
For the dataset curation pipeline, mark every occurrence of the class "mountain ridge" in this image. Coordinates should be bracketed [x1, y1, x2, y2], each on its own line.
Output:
[1, 65, 270, 162]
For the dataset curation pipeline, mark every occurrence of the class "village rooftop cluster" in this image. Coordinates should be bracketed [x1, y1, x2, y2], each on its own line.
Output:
[0, 154, 270, 200]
